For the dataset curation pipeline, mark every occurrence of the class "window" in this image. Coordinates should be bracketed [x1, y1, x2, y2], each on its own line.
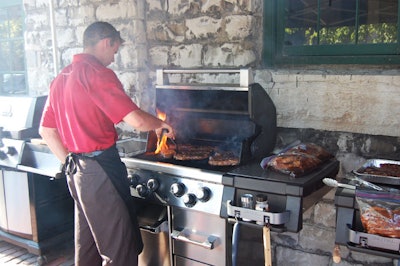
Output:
[264, 0, 400, 65]
[0, 0, 26, 95]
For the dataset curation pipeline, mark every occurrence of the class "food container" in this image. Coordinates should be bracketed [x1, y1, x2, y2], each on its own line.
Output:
[353, 159, 400, 185]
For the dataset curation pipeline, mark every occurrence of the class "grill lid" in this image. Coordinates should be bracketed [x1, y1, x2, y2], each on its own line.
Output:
[0, 95, 47, 139]
[154, 68, 277, 163]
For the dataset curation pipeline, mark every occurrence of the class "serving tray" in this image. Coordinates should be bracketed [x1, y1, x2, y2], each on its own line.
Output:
[354, 159, 400, 185]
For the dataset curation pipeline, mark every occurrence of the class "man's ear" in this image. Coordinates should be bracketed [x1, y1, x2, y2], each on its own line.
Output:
[99, 38, 109, 48]
[104, 38, 110, 47]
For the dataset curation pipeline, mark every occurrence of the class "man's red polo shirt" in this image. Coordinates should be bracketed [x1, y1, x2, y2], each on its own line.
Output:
[40, 53, 139, 153]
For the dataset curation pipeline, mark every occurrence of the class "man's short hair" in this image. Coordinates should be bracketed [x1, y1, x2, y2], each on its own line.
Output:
[83, 21, 124, 47]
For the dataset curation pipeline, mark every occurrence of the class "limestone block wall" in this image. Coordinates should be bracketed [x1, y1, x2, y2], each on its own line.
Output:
[22, 0, 400, 265]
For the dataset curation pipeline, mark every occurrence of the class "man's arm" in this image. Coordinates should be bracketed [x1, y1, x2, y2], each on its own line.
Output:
[39, 126, 69, 162]
[123, 109, 175, 139]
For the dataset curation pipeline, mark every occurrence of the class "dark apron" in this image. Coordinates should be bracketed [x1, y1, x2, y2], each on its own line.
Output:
[64, 145, 144, 255]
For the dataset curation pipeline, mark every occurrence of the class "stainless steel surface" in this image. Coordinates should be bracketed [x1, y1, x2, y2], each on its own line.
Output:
[0, 95, 74, 256]
[127, 164, 226, 216]
[0, 96, 39, 130]
[0, 139, 25, 168]
[123, 157, 225, 184]
[171, 229, 217, 249]
[0, 95, 51, 172]
[347, 175, 386, 191]
[17, 142, 61, 177]
[0, 95, 46, 139]
[0, 170, 32, 236]
[137, 203, 171, 266]
[171, 207, 227, 266]
[347, 225, 400, 253]
[139, 228, 171, 266]
[227, 200, 290, 225]
[156, 68, 253, 87]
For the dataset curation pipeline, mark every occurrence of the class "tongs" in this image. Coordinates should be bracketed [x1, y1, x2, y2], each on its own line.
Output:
[158, 128, 177, 149]
[323, 175, 386, 191]
[346, 173, 386, 191]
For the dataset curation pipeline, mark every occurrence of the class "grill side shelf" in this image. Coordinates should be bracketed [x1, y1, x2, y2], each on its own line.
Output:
[226, 200, 290, 226]
[347, 224, 400, 258]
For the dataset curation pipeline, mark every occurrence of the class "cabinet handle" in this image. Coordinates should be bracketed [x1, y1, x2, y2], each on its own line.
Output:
[171, 228, 218, 249]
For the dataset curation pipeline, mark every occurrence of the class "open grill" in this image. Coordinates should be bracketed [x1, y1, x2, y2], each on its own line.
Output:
[126, 68, 277, 171]
[120, 68, 340, 266]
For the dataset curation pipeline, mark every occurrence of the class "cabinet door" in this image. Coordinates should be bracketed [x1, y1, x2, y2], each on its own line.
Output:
[3, 170, 32, 235]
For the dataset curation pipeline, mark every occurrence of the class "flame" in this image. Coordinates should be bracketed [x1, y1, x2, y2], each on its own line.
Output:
[155, 109, 169, 154]
[156, 109, 166, 121]
[155, 134, 168, 154]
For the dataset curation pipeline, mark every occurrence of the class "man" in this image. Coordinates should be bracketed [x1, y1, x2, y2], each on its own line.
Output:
[39, 21, 174, 266]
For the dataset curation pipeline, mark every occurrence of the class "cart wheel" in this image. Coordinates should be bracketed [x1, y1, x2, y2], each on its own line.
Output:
[37, 255, 47, 266]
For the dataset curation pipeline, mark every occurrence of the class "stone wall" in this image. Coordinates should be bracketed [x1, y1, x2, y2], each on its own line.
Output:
[22, 0, 400, 265]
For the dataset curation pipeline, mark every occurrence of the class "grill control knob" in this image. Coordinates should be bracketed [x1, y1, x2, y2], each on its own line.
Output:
[136, 184, 149, 197]
[0, 150, 7, 160]
[182, 193, 196, 207]
[6, 146, 17, 156]
[127, 173, 140, 187]
[195, 187, 211, 202]
[171, 183, 185, 197]
[147, 178, 159, 192]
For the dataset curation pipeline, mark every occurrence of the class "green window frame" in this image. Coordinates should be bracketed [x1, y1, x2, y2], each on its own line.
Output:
[263, 0, 400, 65]
[0, 0, 26, 95]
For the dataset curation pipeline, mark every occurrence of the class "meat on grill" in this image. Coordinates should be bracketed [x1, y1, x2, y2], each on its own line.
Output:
[173, 145, 214, 161]
[208, 151, 240, 166]
[160, 149, 176, 159]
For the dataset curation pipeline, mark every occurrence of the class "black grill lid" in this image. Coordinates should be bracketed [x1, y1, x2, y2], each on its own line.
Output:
[154, 69, 277, 162]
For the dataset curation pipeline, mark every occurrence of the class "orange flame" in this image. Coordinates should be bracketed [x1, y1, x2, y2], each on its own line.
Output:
[155, 134, 168, 154]
[156, 109, 166, 121]
[155, 109, 169, 154]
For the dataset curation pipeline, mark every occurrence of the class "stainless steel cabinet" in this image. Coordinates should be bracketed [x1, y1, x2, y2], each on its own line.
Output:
[0, 169, 74, 255]
[0, 170, 32, 236]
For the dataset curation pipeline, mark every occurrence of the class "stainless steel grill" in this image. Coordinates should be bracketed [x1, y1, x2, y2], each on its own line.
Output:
[0, 95, 46, 168]
[0, 95, 73, 261]
[120, 69, 340, 265]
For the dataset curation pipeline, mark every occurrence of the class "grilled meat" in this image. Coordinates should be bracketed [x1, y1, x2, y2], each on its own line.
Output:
[208, 151, 240, 166]
[173, 144, 214, 161]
